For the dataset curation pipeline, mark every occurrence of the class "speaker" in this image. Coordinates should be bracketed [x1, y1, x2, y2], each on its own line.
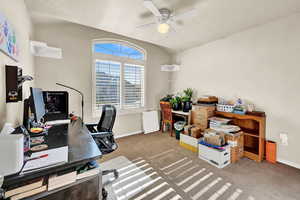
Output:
[5, 65, 22, 102]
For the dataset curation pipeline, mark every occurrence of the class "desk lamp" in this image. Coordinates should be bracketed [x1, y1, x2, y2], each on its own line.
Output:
[56, 83, 84, 122]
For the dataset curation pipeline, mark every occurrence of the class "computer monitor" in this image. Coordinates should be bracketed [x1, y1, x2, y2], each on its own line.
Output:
[43, 91, 69, 121]
[30, 87, 46, 123]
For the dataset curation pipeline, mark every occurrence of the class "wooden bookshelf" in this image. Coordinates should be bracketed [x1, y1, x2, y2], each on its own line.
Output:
[215, 111, 266, 162]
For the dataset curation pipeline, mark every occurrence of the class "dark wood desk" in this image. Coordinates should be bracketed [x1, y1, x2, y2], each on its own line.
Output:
[2, 119, 102, 200]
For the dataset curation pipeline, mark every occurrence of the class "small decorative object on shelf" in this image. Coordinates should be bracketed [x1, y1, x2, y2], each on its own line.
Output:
[216, 104, 235, 112]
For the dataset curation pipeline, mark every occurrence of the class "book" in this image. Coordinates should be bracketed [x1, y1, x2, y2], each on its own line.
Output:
[48, 171, 77, 191]
[10, 185, 47, 200]
[4, 178, 44, 198]
[76, 167, 100, 180]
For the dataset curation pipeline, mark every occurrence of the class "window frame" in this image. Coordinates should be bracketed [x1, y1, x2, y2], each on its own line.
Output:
[92, 39, 147, 117]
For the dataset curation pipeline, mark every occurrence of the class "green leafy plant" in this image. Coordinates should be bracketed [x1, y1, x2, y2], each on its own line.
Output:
[170, 96, 181, 106]
[182, 88, 193, 102]
[160, 94, 173, 102]
[181, 96, 190, 102]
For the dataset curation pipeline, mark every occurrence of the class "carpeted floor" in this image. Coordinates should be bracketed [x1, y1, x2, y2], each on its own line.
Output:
[99, 132, 300, 200]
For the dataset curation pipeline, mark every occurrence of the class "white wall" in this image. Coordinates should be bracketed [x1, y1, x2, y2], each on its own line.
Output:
[33, 21, 171, 137]
[173, 13, 300, 166]
[0, 0, 34, 128]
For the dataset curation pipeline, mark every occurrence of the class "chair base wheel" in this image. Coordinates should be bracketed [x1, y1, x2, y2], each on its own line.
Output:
[102, 188, 108, 200]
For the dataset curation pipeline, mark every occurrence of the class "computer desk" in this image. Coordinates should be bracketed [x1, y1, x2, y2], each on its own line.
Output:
[2, 119, 102, 200]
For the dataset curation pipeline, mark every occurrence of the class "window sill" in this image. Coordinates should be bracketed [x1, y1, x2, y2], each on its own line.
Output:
[93, 107, 147, 118]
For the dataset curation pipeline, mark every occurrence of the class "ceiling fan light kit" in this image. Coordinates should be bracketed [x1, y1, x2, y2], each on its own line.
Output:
[157, 23, 170, 34]
[141, 0, 198, 34]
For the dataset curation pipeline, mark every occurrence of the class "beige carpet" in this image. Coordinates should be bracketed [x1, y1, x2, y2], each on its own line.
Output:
[99, 132, 300, 200]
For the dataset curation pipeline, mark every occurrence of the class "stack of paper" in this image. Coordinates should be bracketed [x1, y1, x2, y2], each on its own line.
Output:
[209, 117, 231, 128]
[22, 146, 68, 173]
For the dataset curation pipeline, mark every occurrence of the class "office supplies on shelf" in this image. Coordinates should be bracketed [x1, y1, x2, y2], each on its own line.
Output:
[30, 136, 45, 145]
[56, 83, 84, 122]
[30, 144, 48, 152]
[210, 125, 241, 133]
[0, 134, 24, 177]
[30, 127, 43, 133]
[43, 91, 69, 121]
[22, 146, 68, 173]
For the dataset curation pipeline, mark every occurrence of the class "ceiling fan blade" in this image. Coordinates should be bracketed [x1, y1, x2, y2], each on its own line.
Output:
[143, 0, 162, 17]
[168, 21, 178, 33]
[173, 8, 198, 21]
[136, 21, 157, 29]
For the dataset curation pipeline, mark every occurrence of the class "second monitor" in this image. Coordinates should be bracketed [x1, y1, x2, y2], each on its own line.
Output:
[43, 91, 69, 121]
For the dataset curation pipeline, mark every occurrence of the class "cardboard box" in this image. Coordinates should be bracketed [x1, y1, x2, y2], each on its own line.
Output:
[204, 132, 226, 146]
[225, 132, 244, 163]
[180, 133, 201, 152]
[198, 142, 231, 168]
[184, 125, 202, 138]
[189, 106, 215, 130]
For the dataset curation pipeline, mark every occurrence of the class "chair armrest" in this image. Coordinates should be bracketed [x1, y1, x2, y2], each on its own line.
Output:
[86, 123, 98, 127]
[91, 132, 113, 137]
[86, 123, 98, 133]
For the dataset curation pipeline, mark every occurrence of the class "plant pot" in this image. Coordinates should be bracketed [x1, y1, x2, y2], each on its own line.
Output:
[172, 102, 182, 111]
[182, 101, 192, 112]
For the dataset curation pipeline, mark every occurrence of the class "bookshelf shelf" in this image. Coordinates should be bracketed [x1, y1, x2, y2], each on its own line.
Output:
[215, 111, 266, 162]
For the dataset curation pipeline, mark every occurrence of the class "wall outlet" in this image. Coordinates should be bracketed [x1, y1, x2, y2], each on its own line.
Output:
[279, 133, 288, 146]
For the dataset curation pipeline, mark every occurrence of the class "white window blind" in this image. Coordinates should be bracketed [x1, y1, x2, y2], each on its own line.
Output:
[95, 60, 121, 110]
[123, 64, 145, 109]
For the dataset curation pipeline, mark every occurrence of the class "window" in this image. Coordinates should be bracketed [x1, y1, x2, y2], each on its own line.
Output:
[94, 43, 144, 60]
[124, 64, 144, 109]
[92, 40, 146, 113]
[95, 60, 121, 109]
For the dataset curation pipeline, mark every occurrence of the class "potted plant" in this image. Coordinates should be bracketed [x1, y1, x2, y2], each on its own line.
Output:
[170, 96, 182, 111]
[182, 88, 193, 112]
[160, 94, 173, 102]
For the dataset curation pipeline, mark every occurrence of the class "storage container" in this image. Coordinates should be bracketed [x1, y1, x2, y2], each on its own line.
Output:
[180, 133, 201, 152]
[225, 132, 244, 163]
[198, 142, 231, 168]
[266, 140, 276, 163]
[216, 104, 234, 113]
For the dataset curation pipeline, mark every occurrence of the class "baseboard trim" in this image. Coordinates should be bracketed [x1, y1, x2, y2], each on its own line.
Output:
[115, 130, 143, 139]
[277, 158, 300, 169]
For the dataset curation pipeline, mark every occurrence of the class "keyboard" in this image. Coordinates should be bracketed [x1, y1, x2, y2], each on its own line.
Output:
[45, 119, 71, 126]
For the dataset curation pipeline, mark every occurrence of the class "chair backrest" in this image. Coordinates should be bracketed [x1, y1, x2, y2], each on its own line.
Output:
[160, 102, 172, 122]
[97, 105, 117, 132]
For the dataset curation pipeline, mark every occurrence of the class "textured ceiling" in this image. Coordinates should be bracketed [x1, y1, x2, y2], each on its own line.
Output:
[25, 0, 300, 52]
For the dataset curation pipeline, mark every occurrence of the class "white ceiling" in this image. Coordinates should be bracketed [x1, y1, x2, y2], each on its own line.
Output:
[25, 0, 300, 52]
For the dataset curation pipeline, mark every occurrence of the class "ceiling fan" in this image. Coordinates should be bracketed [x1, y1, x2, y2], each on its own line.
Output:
[138, 0, 198, 34]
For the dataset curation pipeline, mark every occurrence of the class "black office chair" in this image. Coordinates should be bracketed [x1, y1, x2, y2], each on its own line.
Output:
[86, 105, 118, 199]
